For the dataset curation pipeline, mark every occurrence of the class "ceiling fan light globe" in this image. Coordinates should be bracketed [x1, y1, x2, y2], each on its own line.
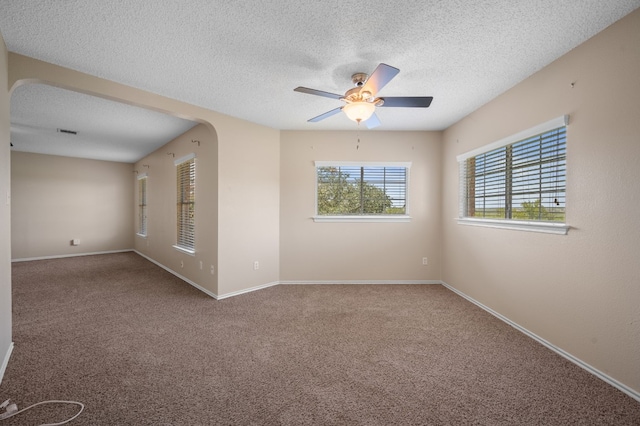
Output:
[343, 102, 375, 123]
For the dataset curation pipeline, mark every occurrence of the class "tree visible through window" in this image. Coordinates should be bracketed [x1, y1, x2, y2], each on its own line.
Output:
[316, 164, 408, 216]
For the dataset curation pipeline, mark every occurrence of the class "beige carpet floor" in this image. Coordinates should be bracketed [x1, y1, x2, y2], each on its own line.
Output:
[1, 252, 639, 425]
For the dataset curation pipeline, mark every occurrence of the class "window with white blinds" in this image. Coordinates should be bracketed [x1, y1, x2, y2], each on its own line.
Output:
[314, 161, 410, 222]
[457, 116, 569, 234]
[137, 174, 148, 236]
[175, 154, 196, 253]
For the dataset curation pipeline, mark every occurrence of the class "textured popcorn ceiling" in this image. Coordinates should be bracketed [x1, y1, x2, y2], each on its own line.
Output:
[1, 0, 639, 162]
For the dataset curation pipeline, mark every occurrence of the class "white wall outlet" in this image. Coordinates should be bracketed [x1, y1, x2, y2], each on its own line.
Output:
[71, 239, 80, 246]
[199, 261, 203, 270]
[210, 265, 215, 275]
[253, 261, 259, 270]
[180, 260, 184, 268]
[422, 257, 428, 265]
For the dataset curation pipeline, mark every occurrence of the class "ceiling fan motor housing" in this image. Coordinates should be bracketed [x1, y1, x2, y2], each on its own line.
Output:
[351, 73, 368, 87]
[343, 86, 380, 105]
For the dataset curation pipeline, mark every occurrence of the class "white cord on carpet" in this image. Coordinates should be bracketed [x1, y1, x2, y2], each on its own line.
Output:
[0, 399, 84, 425]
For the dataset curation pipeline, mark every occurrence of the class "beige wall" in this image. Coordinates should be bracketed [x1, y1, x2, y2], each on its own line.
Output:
[135, 118, 280, 299]
[3, 9, 639, 396]
[280, 131, 441, 282]
[441, 9, 640, 394]
[6, 53, 282, 299]
[133, 124, 219, 295]
[133, 118, 280, 298]
[10, 152, 134, 259]
[217, 122, 280, 296]
[0, 30, 12, 381]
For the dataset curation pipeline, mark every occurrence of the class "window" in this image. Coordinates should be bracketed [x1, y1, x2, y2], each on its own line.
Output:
[137, 174, 148, 236]
[174, 154, 196, 253]
[457, 116, 569, 234]
[314, 161, 410, 222]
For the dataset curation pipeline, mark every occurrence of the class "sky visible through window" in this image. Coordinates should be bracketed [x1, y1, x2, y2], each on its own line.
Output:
[469, 127, 566, 222]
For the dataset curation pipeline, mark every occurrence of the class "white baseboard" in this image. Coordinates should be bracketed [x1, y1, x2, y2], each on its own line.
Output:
[23, 248, 634, 401]
[11, 249, 133, 263]
[9, 251, 637, 402]
[440, 281, 640, 403]
[279, 280, 441, 285]
[217, 281, 280, 300]
[0, 342, 14, 385]
[134, 251, 280, 301]
[133, 251, 218, 299]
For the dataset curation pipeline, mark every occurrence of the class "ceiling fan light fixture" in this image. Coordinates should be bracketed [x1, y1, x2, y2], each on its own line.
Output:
[295, 63, 432, 126]
[343, 101, 375, 123]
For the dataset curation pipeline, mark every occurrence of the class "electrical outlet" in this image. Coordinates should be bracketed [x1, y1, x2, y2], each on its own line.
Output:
[253, 261, 259, 270]
[199, 261, 203, 270]
[180, 260, 184, 268]
[210, 265, 215, 275]
[422, 257, 428, 265]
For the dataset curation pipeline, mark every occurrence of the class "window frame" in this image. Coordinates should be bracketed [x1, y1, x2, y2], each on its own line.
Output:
[173, 153, 196, 255]
[136, 173, 148, 237]
[313, 161, 411, 223]
[456, 116, 570, 235]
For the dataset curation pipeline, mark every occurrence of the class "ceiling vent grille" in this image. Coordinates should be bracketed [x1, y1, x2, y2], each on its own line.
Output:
[57, 128, 78, 135]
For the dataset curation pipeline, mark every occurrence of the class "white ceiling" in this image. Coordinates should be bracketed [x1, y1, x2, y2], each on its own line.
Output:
[10, 84, 198, 163]
[1, 1, 639, 163]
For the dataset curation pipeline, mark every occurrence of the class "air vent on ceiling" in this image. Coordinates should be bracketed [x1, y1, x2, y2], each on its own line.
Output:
[57, 128, 78, 135]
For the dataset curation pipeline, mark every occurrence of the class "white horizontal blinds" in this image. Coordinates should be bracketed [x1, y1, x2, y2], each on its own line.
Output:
[138, 176, 147, 235]
[466, 147, 507, 218]
[464, 126, 566, 222]
[317, 165, 407, 215]
[362, 166, 407, 214]
[176, 156, 195, 250]
[510, 127, 566, 221]
[458, 160, 468, 217]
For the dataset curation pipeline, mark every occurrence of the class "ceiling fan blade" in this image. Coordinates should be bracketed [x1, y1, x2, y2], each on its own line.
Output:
[294, 87, 343, 100]
[364, 112, 381, 129]
[378, 97, 433, 108]
[360, 63, 400, 96]
[308, 107, 343, 122]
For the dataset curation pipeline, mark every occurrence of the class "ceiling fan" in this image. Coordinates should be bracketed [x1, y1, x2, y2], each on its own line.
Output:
[294, 63, 433, 129]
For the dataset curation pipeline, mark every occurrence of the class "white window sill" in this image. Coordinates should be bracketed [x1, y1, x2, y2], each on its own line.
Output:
[173, 245, 196, 256]
[457, 218, 570, 235]
[136, 233, 147, 238]
[313, 215, 411, 223]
